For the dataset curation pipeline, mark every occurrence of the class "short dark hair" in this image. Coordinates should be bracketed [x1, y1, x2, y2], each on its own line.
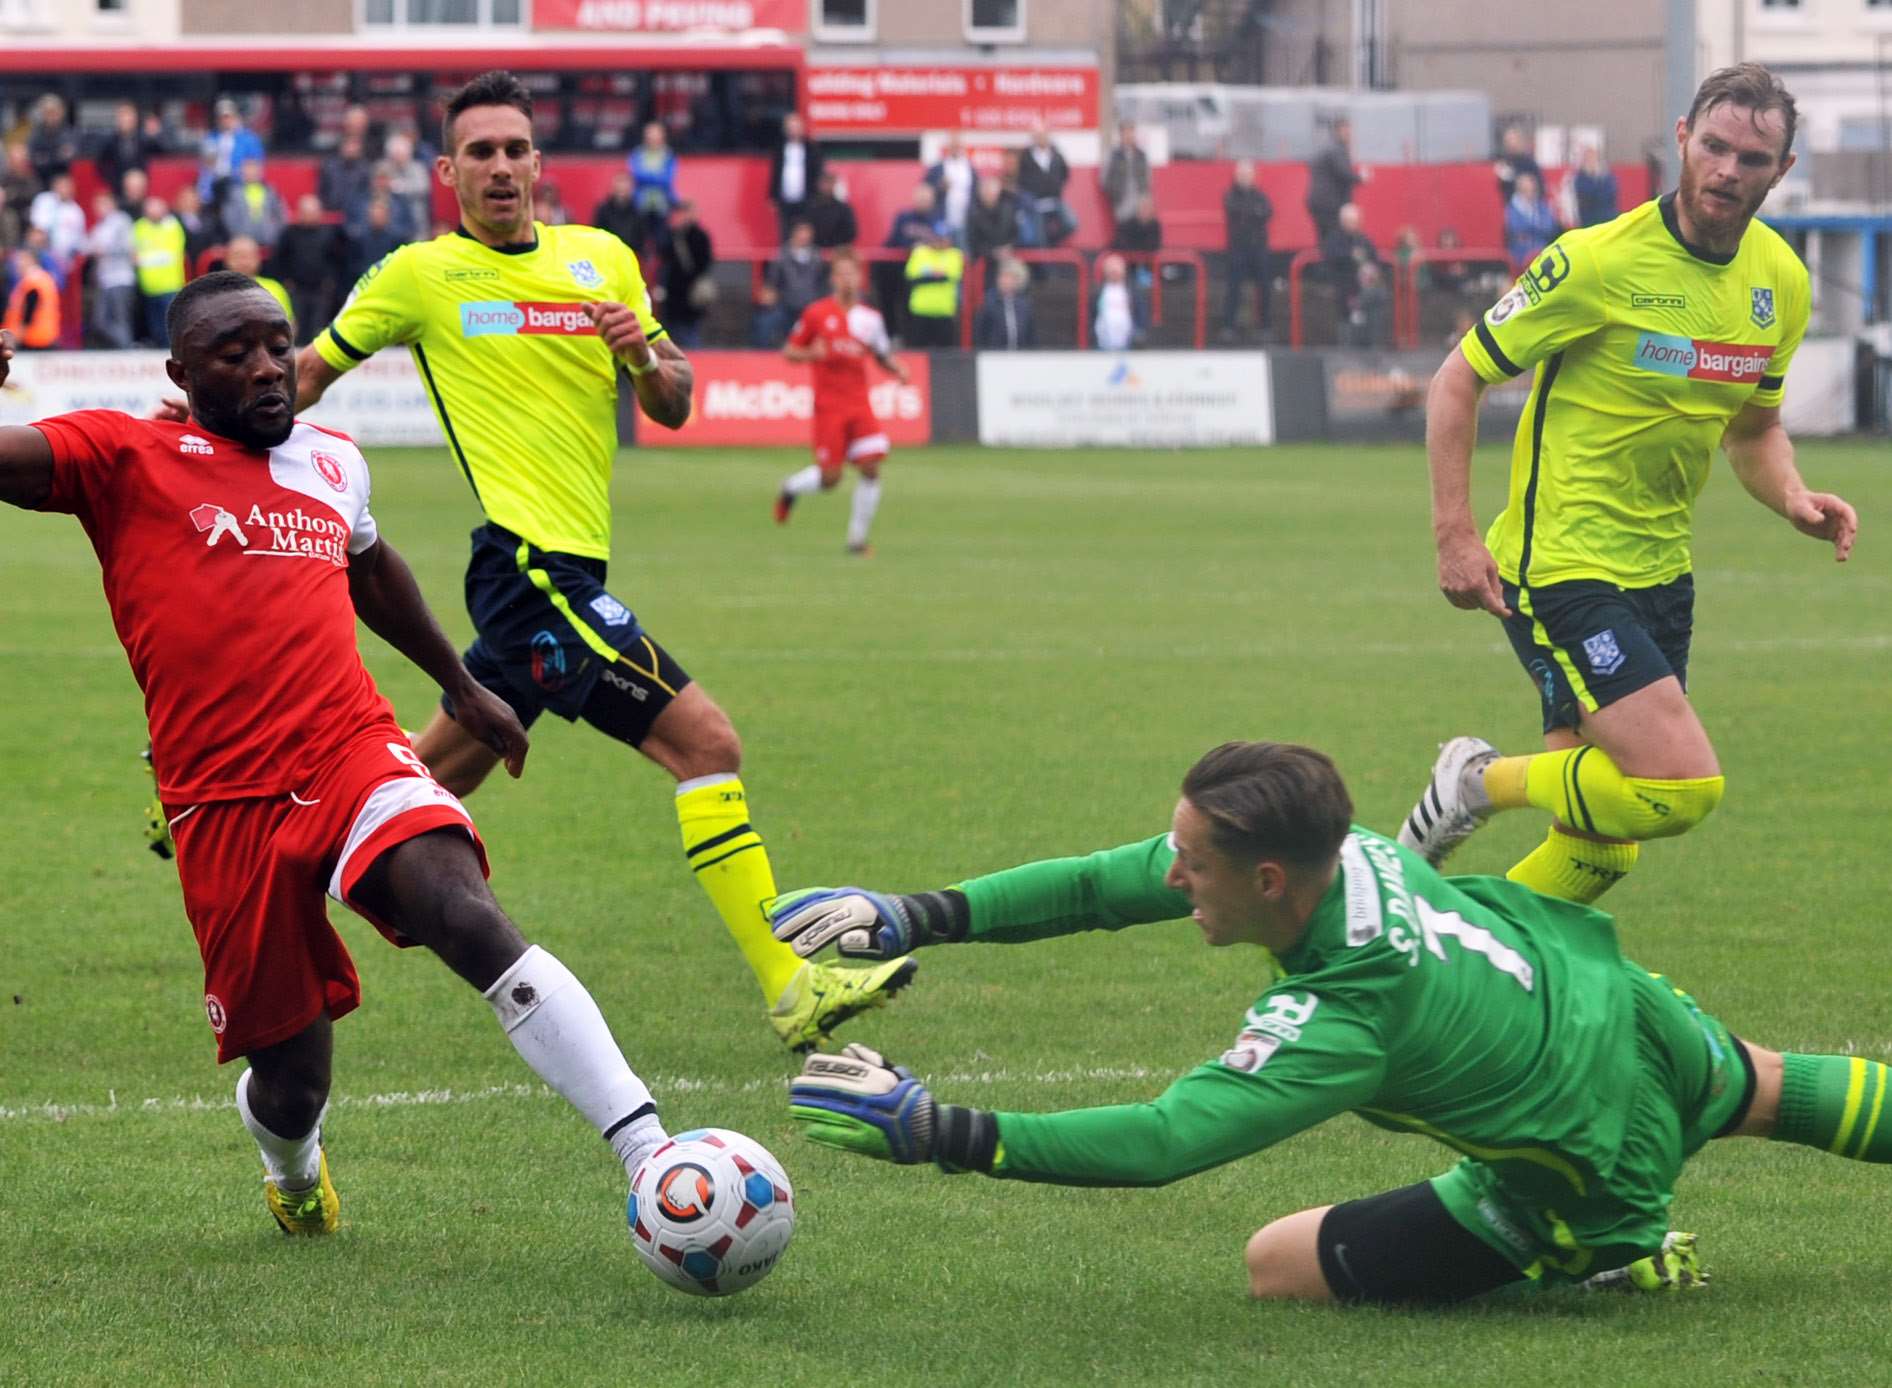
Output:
[1687, 62, 1797, 161]
[442, 69, 533, 156]
[166, 269, 274, 348]
[1181, 742, 1353, 868]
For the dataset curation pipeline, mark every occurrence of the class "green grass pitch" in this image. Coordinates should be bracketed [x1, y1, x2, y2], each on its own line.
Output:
[2, 439, 1888, 1386]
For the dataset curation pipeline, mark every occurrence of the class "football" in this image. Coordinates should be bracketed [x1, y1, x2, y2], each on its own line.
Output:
[627, 1128, 796, 1297]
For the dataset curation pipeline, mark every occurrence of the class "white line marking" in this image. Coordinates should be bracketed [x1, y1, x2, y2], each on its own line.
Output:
[0, 1065, 1167, 1126]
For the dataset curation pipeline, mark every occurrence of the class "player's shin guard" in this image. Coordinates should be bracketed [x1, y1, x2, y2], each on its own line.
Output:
[675, 775, 801, 1000]
[847, 476, 882, 550]
[1486, 747, 1723, 841]
[1505, 825, 1640, 904]
[236, 1067, 325, 1190]
[1772, 1054, 1892, 1162]
[484, 945, 665, 1172]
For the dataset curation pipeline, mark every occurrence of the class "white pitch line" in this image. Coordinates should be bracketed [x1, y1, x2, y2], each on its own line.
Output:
[0, 1064, 1166, 1126]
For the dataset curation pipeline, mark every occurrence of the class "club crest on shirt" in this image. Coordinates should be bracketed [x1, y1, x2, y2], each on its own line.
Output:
[567, 258, 605, 290]
[1750, 286, 1776, 329]
[1583, 628, 1626, 676]
[310, 449, 348, 493]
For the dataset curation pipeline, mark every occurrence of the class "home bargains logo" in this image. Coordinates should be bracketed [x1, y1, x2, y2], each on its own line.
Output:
[460, 301, 599, 337]
[1633, 332, 1771, 384]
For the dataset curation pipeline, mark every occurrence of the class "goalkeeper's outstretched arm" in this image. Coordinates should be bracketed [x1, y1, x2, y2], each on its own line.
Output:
[772, 834, 1191, 959]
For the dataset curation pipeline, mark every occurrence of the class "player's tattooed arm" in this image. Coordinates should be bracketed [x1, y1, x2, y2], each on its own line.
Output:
[587, 300, 693, 429]
[630, 337, 694, 430]
[874, 348, 910, 385]
[0, 332, 54, 510]
[348, 537, 529, 776]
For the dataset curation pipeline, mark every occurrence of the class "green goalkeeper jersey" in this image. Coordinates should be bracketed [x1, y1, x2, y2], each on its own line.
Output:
[960, 828, 1747, 1275]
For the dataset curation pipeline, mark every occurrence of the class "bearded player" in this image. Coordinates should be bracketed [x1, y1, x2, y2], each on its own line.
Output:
[774, 741, 1892, 1304]
[274, 72, 912, 1050]
[1393, 63, 1856, 905]
[774, 247, 910, 556]
[0, 293, 673, 1234]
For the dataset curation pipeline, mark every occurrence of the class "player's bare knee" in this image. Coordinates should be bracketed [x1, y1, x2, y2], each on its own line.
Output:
[818, 471, 843, 491]
[677, 707, 743, 778]
[1244, 1223, 1299, 1300]
[1244, 1208, 1335, 1302]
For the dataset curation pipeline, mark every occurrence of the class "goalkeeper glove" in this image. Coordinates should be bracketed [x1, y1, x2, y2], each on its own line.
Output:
[789, 1044, 998, 1172]
[769, 887, 968, 960]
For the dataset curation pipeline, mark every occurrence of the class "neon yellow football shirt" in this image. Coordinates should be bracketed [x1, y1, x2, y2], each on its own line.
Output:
[1460, 195, 1809, 590]
[314, 223, 666, 560]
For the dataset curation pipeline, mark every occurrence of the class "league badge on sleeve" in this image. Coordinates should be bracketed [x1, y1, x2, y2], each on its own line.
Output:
[1750, 287, 1776, 330]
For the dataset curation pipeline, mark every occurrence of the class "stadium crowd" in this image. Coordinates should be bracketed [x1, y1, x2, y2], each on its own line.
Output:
[0, 87, 1625, 356]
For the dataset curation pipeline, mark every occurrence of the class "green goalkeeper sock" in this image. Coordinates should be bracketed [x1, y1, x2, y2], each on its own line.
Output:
[1773, 1054, 1892, 1161]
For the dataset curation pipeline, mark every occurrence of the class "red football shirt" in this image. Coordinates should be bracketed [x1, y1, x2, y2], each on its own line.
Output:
[788, 296, 890, 412]
[34, 411, 399, 803]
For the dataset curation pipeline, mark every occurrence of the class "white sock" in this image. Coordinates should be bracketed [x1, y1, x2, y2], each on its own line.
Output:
[782, 464, 824, 497]
[484, 945, 665, 1175]
[848, 477, 882, 547]
[236, 1067, 325, 1191]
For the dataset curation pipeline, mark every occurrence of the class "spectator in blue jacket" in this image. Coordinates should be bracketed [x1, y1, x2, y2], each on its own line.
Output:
[628, 122, 678, 253]
[1503, 171, 1560, 274]
[1573, 145, 1621, 228]
[199, 98, 265, 204]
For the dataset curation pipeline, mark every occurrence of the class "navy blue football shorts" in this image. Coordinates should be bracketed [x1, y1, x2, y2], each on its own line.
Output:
[443, 523, 691, 748]
[1499, 575, 1694, 734]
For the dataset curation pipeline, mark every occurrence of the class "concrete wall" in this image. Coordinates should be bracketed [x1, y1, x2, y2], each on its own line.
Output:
[181, 0, 350, 34]
[1384, 0, 1671, 161]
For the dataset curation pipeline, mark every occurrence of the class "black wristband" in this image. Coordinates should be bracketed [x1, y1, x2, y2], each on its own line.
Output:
[896, 889, 970, 945]
[932, 1104, 999, 1174]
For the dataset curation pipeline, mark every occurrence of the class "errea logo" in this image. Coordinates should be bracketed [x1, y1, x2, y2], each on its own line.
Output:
[179, 433, 215, 456]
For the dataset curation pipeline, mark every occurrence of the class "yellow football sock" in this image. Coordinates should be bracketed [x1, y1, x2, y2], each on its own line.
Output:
[1506, 825, 1641, 903]
[675, 776, 802, 1002]
[1484, 748, 1723, 841]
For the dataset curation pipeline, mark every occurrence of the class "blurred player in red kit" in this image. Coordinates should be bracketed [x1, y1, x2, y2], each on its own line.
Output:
[774, 247, 910, 555]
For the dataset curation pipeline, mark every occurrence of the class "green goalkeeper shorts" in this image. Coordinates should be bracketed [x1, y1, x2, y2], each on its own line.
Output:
[1431, 965, 1756, 1286]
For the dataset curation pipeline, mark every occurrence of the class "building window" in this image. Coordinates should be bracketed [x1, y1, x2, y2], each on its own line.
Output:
[815, 0, 874, 40]
[362, 0, 523, 26]
[966, 0, 1025, 43]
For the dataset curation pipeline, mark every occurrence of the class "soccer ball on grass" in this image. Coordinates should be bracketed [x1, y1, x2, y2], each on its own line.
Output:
[628, 1128, 796, 1296]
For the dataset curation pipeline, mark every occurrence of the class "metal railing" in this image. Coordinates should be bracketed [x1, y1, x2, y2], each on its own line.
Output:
[1289, 245, 1510, 349]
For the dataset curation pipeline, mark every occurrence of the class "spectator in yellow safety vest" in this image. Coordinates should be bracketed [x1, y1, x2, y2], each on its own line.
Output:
[903, 221, 964, 349]
[132, 195, 187, 348]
